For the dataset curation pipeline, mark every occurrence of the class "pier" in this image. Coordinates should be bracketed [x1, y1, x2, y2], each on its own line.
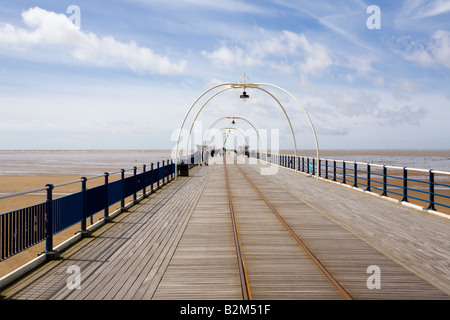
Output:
[1, 153, 449, 300]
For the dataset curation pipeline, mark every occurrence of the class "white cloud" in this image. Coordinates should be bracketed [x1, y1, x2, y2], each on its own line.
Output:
[403, 29, 450, 68]
[0, 7, 186, 74]
[409, 0, 450, 18]
[391, 79, 420, 100]
[201, 30, 333, 75]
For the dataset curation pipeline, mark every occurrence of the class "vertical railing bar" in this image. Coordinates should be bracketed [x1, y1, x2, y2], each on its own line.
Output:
[382, 165, 388, 196]
[342, 161, 346, 184]
[312, 158, 315, 176]
[333, 160, 337, 182]
[157, 161, 160, 190]
[19, 208, 23, 252]
[121, 169, 125, 208]
[143, 164, 147, 196]
[428, 169, 436, 211]
[163, 160, 166, 185]
[318, 159, 320, 177]
[150, 163, 154, 193]
[1, 214, 4, 260]
[133, 166, 137, 202]
[81, 177, 87, 232]
[45, 184, 54, 253]
[402, 167, 408, 202]
[366, 163, 371, 192]
[104, 172, 109, 219]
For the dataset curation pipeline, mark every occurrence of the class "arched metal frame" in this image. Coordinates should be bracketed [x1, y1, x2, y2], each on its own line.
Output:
[202, 116, 267, 157]
[209, 126, 249, 147]
[218, 127, 246, 148]
[203, 130, 246, 165]
[184, 87, 294, 159]
[174, 82, 319, 178]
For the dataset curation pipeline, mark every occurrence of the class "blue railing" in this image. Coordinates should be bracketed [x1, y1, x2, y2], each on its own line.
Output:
[0, 159, 181, 262]
[251, 152, 450, 214]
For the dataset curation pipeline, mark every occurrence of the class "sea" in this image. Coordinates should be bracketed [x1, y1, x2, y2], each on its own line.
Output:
[0, 149, 449, 175]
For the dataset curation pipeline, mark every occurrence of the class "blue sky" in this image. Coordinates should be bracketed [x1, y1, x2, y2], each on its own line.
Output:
[0, 0, 449, 151]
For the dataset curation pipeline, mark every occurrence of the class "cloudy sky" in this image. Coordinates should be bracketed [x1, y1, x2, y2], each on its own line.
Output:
[0, 0, 449, 151]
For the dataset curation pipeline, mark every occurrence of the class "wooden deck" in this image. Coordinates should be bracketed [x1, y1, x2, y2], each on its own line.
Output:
[1, 155, 449, 300]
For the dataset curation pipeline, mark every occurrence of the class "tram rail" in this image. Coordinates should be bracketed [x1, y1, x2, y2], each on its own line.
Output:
[223, 156, 352, 300]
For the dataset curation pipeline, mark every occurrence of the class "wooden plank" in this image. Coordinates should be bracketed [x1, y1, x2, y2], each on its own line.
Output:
[241, 160, 450, 299]
[3, 157, 448, 300]
[152, 165, 243, 300]
[1, 166, 210, 300]
[225, 161, 345, 300]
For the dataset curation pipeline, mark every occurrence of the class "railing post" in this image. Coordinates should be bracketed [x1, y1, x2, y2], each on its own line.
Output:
[353, 162, 357, 187]
[104, 172, 109, 219]
[150, 163, 154, 193]
[121, 169, 125, 208]
[143, 164, 147, 196]
[133, 166, 137, 202]
[162, 160, 166, 185]
[342, 161, 346, 184]
[312, 158, 315, 176]
[81, 177, 87, 232]
[427, 170, 436, 211]
[382, 165, 388, 196]
[333, 160, 337, 181]
[325, 159, 328, 179]
[157, 161, 160, 189]
[167, 159, 170, 181]
[318, 159, 321, 177]
[402, 167, 408, 202]
[44, 184, 54, 253]
[366, 164, 371, 192]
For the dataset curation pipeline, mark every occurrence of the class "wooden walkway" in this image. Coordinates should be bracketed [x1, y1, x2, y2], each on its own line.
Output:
[1, 155, 449, 300]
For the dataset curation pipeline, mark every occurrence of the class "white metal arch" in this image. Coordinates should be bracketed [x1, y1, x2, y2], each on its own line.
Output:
[179, 88, 297, 171]
[208, 126, 249, 149]
[202, 116, 266, 153]
[174, 80, 319, 178]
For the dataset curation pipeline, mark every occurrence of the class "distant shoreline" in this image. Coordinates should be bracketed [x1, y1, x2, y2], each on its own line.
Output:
[0, 149, 449, 173]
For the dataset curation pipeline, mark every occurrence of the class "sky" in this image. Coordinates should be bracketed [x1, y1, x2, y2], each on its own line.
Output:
[0, 0, 449, 152]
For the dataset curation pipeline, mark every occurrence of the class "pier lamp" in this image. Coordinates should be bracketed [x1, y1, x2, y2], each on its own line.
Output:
[240, 91, 249, 101]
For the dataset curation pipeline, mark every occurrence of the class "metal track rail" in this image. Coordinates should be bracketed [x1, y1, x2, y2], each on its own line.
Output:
[224, 156, 353, 300]
[224, 160, 251, 300]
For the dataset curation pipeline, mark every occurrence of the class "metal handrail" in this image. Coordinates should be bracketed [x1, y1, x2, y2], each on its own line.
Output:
[0, 156, 189, 262]
[0, 186, 50, 200]
[252, 151, 450, 214]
